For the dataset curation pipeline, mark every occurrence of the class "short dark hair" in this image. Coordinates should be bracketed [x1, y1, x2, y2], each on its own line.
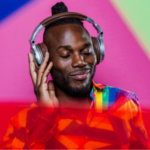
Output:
[43, 2, 83, 40]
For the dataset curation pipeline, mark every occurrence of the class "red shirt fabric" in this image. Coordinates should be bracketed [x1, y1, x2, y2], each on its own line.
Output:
[1, 81, 149, 149]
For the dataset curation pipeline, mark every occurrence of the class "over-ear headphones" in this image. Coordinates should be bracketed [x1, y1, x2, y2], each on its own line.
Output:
[29, 12, 105, 68]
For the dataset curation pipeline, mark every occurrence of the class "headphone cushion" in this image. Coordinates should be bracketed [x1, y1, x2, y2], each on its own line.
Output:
[36, 42, 48, 58]
[91, 37, 100, 64]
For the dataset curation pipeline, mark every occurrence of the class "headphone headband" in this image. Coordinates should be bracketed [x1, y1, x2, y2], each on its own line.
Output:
[30, 12, 102, 44]
[30, 12, 105, 65]
[41, 12, 87, 26]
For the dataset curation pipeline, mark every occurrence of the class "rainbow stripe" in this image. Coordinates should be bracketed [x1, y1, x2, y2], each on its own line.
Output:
[90, 81, 135, 113]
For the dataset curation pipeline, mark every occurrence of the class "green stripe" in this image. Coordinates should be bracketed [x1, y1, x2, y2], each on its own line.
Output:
[110, 0, 150, 57]
[102, 88, 109, 111]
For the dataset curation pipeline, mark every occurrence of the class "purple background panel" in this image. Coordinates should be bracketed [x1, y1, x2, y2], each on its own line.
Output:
[0, 0, 149, 108]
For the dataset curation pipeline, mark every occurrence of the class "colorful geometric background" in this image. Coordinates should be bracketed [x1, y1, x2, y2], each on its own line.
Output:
[0, 0, 150, 108]
[0, 0, 150, 144]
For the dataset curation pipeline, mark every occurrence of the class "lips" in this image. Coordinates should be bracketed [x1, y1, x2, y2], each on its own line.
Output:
[69, 69, 90, 80]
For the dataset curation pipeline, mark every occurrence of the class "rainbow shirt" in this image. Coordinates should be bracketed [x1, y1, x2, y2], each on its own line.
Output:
[1, 81, 148, 149]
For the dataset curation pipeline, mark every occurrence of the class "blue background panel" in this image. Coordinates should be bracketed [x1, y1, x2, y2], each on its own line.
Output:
[0, 0, 31, 21]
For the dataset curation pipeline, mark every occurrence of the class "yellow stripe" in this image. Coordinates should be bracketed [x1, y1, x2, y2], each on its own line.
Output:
[95, 89, 103, 113]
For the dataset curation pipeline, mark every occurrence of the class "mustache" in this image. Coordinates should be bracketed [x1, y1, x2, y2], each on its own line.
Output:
[68, 68, 92, 76]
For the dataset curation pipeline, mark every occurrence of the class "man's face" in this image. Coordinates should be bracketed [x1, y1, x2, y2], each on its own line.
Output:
[44, 24, 97, 97]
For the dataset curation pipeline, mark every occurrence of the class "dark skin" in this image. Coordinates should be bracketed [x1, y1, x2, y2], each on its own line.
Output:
[44, 24, 97, 107]
[28, 24, 97, 142]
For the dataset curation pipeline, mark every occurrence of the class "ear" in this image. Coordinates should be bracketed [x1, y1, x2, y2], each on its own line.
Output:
[91, 37, 100, 65]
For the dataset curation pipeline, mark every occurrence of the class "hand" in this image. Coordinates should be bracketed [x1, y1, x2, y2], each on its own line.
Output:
[28, 52, 59, 115]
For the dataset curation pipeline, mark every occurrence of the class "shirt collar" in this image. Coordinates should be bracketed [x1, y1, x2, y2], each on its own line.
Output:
[90, 80, 105, 101]
[92, 80, 105, 89]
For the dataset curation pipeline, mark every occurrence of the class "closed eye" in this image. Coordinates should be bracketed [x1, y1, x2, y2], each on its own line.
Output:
[61, 55, 70, 59]
[83, 52, 92, 56]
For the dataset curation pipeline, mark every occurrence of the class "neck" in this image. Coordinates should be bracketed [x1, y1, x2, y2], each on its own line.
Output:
[54, 84, 93, 109]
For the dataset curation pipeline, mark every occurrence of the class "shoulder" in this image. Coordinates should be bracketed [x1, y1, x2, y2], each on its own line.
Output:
[1, 103, 39, 146]
[93, 81, 139, 109]
[102, 84, 140, 114]
[10, 103, 39, 130]
[105, 85, 139, 106]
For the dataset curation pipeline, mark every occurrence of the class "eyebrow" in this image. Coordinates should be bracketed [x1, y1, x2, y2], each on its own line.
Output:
[82, 42, 91, 49]
[56, 42, 92, 51]
[56, 45, 71, 51]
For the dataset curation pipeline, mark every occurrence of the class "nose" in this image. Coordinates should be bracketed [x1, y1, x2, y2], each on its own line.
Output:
[72, 52, 86, 68]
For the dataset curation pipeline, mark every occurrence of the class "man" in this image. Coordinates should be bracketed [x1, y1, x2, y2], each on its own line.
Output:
[1, 2, 148, 149]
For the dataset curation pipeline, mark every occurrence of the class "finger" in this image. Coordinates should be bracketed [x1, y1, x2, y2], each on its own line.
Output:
[41, 61, 53, 84]
[48, 81, 59, 107]
[37, 52, 50, 87]
[28, 52, 37, 86]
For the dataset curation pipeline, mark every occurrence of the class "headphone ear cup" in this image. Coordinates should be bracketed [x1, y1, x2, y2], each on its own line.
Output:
[91, 37, 100, 65]
[36, 42, 48, 58]
[32, 42, 48, 68]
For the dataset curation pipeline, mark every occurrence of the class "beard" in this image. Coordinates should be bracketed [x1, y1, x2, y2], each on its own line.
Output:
[51, 66, 96, 98]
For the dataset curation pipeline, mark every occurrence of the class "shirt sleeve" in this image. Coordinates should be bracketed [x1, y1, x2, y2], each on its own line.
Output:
[0, 103, 58, 149]
[128, 94, 149, 149]
[107, 90, 149, 149]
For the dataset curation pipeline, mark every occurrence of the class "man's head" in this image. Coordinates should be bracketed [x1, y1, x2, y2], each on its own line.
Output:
[43, 2, 97, 97]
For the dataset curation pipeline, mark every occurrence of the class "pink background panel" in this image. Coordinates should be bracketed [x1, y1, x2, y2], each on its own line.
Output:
[0, 0, 150, 108]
